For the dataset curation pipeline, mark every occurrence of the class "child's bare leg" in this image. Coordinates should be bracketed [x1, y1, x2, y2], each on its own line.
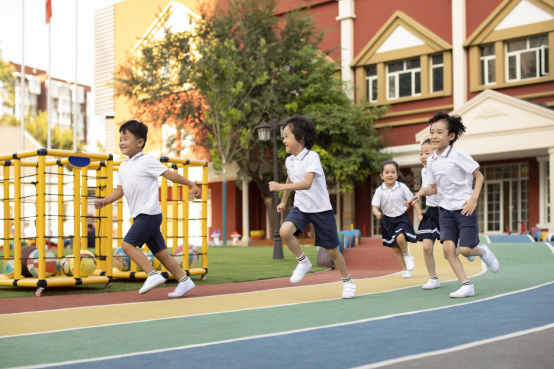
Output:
[280, 222, 302, 258]
[325, 247, 349, 279]
[396, 233, 409, 255]
[459, 246, 483, 257]
[423, 239, 436, 277]
[392, 244, 407, 269]
[443, 240, 469, 282]
[122, 241, 155, 273]
[155, 249, 186, 280]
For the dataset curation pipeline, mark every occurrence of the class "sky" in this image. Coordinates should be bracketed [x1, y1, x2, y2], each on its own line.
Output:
[0, 0, 125, 149]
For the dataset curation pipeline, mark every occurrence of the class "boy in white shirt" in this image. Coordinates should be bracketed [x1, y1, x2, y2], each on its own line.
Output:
[410, 112, 499, 298]
[269, 115, 356, 299]
[95, 120, 201, 298]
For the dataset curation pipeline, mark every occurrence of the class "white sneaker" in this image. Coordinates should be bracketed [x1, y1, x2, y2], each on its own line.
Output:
[403, 254, 415, 271]
[342, 281, 356, 299]
[480, 245, 499, 273]
[168, 278, 195, 298]
[139, 273, 166, 295]
[450, 284, 475, 298]
[402, 269, 412, 278]
[466, 256, 476, 262]
[422, 278, 440, 290]
[290, 259, 312, 283]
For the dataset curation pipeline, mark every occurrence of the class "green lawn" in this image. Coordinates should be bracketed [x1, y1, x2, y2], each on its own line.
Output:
[0, 245, 327, 298]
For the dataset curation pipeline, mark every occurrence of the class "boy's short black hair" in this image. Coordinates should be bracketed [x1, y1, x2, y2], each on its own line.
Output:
[421, 138, 432, 146]
[428, 111, 466, 146]
[88, 224, 93, 229]
[119, 120, 148, 149]
[283, 115, 316, 150]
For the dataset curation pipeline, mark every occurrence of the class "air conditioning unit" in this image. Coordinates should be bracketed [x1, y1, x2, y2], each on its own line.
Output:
[27, 76, 41, 95]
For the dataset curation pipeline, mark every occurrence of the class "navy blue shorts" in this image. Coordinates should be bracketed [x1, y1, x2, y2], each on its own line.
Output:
[123, 213, 167, 255]
[284, 206, 340, 249]
[417, 206, 440, 241]
[438, 207, 479, 248]
[381, 212, 417, 247]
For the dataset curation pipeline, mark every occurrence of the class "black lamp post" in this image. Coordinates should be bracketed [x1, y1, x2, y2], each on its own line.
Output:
[255, 109, 288, 260]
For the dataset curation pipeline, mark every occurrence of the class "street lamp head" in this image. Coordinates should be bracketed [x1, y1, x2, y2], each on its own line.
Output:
[278, 117, 289, 138]
[255, 119, 271, 141]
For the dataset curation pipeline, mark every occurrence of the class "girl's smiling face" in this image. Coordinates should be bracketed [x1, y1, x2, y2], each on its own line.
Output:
[419, 142, 434, 167]
[380, 164, 398, 186]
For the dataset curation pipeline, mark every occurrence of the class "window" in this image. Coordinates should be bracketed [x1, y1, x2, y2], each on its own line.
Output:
[506, 35, 549, 82]
[430, 54, 444, 92]
[366, 65, 377, 103]
[387, 58, 421, 100]
[480, 44, 496, 85]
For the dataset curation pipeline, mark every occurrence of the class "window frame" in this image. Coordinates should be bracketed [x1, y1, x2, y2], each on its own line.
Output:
[386, 58, 422, 101]
[366, 65, 378, 103]
[480, 44, 496, 86]
[505, 35, 549, 82]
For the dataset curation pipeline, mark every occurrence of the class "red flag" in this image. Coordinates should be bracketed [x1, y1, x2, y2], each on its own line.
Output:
[46, 0, 52, 24]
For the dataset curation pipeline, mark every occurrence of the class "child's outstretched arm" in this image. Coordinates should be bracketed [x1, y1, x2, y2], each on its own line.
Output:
[409, 184, 437, 205]
[414, 202, 423, 221]
[162, 170, 201, 198]
[269, 172, 315, 192]
[94, 185, 124, 209]
[461, 169, 483, 216]
[276, 177, 292, 213]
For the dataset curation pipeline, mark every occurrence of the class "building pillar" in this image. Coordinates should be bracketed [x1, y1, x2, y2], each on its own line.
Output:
[336, 0, 356, 100]
[537, 155, 548, 228]
[242, 178, 250, 245]
[342, 189, 355, 230]
[452, 0, 467, 110]
[548, 147, 554, 232]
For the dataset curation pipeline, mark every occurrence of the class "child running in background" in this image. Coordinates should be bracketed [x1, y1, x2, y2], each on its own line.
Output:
[269, 115, 356, 299]
[410, 112, 499, 298]
[414, 139, 443, 289]
[372, 161, 422, 278]
[95, 120, 201, 298]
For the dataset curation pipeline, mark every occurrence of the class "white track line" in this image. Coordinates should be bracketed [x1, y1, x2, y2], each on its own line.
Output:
[527, 234, 535, 242]
[0, 263, 488, 339]
[349, 322, 554, 369]
[9, 280, 554, 369]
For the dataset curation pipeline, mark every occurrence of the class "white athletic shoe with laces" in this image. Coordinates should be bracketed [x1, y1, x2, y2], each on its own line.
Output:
[422, 278, 440, 290]
[480, 245, 499, 273]
[139, 273, 166, 295]
[466, 255, 476, 262]
[402, 269, 412, 278]
[342, 281, 356, 299]
[290, 259, 312, 283]
[168, 278, 195, 298]
[403, 254, 415, 271]
[450, 284, 475, 298]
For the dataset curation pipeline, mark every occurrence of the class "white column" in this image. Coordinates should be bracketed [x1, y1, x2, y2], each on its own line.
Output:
[549, 148, 554, 232]
[342, 189, 355, 230]
[452, 0, 467, 110]
[242, 178, 250, 245]
[336, 0, 356, 100]
[537, 156, 548, 228]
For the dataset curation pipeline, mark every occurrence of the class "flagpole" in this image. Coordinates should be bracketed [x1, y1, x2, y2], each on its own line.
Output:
[73, 0, 78, 151]
[47, 5, 52, 241]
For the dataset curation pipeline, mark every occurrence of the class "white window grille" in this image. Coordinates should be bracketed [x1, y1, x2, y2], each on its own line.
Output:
[27, 75, 41, 95]
[480, 44, 496, 85]
[366, 65, 378, 103]
[506, 35, 549, 82]
[387, 58, 421, 100]
[430, 54, 444, 92]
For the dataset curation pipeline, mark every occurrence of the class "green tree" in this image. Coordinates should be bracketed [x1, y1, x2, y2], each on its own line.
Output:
[0, 50, 15, 118]
[115, 0, 390, 237]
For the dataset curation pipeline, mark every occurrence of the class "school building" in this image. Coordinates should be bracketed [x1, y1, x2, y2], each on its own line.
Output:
[95, 0, 554, 242]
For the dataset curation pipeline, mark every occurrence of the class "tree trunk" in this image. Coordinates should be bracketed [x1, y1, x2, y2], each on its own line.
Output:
[222, 162, 227, 245]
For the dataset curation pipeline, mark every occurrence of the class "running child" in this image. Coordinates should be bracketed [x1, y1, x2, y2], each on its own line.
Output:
[94, 120, 201, 298]
[269, 115, 356, 299]
[372, 161, 421, 278]
[410, 112, 499, 298]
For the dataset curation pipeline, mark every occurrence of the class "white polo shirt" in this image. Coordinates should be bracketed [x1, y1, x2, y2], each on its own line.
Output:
[285, 148, 332, 213]
[116, 152, 168, 218]
[371, 181, 413, 217]
[427, 146, 480, 211]
[421, 167, 441, 207]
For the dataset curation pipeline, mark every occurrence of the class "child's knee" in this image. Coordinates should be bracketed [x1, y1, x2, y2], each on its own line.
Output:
[458, 247, 471, 257]
[396, 233, 406, 243]
[423, 242, 434, 254]
[122, 242, 133, 253]
[279, 222, 296, 239]
[324, 247, 338, 257]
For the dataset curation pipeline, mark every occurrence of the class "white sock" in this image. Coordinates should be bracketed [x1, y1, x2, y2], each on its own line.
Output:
[147, 270, 157, 277]
[296, 254, 308, 264]
[179, 275, 189, 283]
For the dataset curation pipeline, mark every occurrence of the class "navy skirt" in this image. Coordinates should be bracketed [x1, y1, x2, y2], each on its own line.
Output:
[381, 212, 417, 247]
[417, 206, 440, 241]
